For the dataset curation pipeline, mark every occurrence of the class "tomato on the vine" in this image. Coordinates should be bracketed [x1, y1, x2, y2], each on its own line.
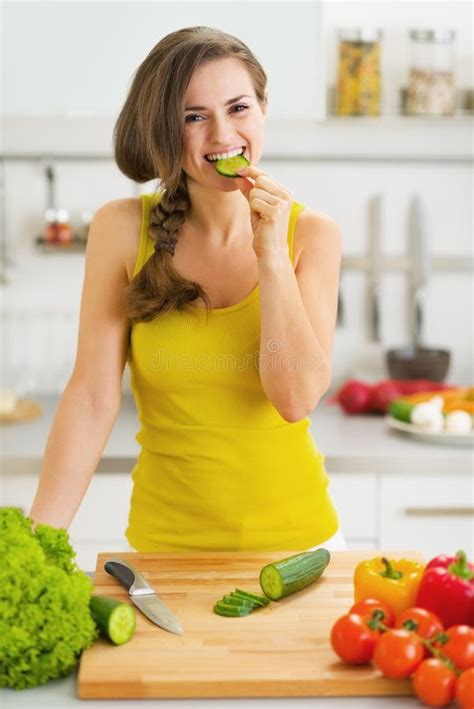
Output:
[455, 667, 474, 709]
[438, 625, 474, 671]
[330, 613, 379, 665]
[412, 658, 457, 707]
[350, 598, 395, 627]
[373, 629, 424, 678]
[395, 607, 444, 657]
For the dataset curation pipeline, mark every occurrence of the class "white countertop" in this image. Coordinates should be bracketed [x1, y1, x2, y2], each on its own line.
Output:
[1, 393, 472, 476]
[1, 671, 424, 708]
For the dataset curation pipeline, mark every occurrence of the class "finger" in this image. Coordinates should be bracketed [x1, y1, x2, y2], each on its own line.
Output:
[252, 175, 291, 200]
[234, 175, 254, 199]
[249, 187, 279, 206]
[236, 165, 266, 179]
[250, 197, 275, 217]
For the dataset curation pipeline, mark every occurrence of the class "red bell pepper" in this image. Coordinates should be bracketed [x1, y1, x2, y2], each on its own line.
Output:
[415, 550, 474, 628]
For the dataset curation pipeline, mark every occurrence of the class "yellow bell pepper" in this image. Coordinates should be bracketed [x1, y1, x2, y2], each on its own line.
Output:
[353, 556, 424, 617]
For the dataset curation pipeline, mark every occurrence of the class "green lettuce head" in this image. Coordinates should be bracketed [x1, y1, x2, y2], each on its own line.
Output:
[0, 507, 98, 689]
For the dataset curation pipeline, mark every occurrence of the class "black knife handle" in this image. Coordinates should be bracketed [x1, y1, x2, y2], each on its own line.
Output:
[104, 560, 135, 591]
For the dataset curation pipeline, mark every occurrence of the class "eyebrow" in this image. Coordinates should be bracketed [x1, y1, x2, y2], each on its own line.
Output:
[184, 94, 253, 111]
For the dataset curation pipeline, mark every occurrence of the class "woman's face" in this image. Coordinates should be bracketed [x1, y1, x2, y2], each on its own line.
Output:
[182, 57, 266, 191]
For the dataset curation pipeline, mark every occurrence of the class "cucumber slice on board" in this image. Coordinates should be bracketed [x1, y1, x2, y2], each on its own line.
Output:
[233, 589, 270, 606]
[222, 595, 257, 608]
[89, 594, 136, 645]
[259, 549, 331, 601]
[213, 602, 252, 617]
[215, 154, 250, 177]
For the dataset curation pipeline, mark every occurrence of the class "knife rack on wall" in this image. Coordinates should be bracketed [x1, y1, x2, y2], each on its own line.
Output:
[338, 194, 474, 336]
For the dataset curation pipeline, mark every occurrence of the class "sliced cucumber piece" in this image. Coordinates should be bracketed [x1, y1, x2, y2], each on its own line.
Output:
[215, 154, 250, 177]
[213, 602, 252, 617]
[89, 594, 136, 645]
[222, 595, 256, 608]
[259, 549, 331, 601]
[234, 588, 270, 606]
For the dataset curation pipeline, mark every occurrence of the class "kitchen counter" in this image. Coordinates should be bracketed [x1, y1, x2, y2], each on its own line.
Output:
[1, 393, 472, 476]
[1, 672, 424, 708]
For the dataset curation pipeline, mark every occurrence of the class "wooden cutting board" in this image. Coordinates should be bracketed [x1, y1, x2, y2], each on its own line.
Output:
[78, 549, 423, 699]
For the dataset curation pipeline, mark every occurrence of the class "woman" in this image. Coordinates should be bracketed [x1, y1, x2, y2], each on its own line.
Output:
[30, 27, 346, 552]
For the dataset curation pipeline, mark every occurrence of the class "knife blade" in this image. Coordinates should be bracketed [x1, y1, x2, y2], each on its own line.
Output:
[409, 195, 430, 347]
[104, 557, 184, 636]
[367, 194, 383, 342]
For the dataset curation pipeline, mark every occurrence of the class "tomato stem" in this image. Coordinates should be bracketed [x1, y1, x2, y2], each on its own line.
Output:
[366, 611, 462, 677]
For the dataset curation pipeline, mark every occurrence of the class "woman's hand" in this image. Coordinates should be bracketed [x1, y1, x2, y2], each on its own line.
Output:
[235, 165, 293, 259]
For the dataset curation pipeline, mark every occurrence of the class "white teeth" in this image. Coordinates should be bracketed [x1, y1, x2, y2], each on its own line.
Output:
[206, 147, 244, 162]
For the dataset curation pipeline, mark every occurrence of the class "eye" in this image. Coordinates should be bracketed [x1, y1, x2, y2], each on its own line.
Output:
[184, 104, 249, 123]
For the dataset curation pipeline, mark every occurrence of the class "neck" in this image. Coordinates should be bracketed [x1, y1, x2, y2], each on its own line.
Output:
[184, 176, 252, 247]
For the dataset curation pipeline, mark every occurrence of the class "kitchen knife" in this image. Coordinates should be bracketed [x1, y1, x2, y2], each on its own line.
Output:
[409, 195, 430, 347]
[367, 194, 383, 342]
[104, 557, 184, 636]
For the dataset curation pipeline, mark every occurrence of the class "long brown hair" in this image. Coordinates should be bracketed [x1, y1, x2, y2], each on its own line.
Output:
[114, 27, 268, 323]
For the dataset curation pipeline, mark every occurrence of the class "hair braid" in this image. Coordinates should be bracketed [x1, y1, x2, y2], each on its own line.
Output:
[125, 172, 211, 323]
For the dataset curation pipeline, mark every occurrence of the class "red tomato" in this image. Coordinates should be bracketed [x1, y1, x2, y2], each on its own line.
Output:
[350, 598, 395, 627]
[439, 625, 474, 671]
[455, 667, 474, 709]
[412, 658, 457, 707]
[395, 607, 444, 640]
[373, 629, 424, 678]
[370, 380, 403, 413]
[330, 613, 379, 665]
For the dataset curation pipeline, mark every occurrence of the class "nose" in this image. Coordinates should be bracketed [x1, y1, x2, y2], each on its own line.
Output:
[208, 112, 238, 146]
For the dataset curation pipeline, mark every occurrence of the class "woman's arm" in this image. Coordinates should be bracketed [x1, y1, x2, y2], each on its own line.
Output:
[29, 199, 139, 528]
[257, 210, 342, 422]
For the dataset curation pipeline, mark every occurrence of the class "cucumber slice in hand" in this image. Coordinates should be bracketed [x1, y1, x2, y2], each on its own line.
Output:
[215, 154, 250, 177]
[90, 594, 136, 645]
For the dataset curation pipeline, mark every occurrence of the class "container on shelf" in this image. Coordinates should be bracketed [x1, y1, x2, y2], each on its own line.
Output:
[335, 28, 383, 116]
[405, 29, 456, 116]
[43, 207, 73, 244]
[56, 209, 74, 243]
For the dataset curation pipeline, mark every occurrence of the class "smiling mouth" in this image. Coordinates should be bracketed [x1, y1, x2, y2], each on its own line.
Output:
[204, 146, 247, 162]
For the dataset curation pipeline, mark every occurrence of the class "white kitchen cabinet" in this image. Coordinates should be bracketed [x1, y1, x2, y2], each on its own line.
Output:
[1, 473, 132, 570]
[380, 474, 474, 560]
[327, 473, 378, 549]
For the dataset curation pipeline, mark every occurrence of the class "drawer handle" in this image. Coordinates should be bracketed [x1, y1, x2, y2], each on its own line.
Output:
[404, 507, 474, 517]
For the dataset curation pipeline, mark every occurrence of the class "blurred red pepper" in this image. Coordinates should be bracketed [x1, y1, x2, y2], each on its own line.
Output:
[415, 550, 474, 628]
[396, 380, 454, 395]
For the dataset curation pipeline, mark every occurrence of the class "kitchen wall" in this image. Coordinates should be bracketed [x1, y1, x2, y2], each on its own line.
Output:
[1, 0, 473, 396]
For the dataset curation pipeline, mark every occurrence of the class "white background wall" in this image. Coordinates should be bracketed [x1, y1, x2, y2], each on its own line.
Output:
[1, 0, 473, 395]
[2, 0, 325, 119]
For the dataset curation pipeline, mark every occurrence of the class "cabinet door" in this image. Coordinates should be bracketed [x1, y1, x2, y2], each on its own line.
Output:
[380, 475, 474, 559]
[1, 473, 133, 571]
[328, 473, 378, 549]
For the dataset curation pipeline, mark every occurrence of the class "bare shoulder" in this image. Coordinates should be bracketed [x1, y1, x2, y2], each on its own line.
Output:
[89, 197, 142, 282]
[293, 206, 342, 269]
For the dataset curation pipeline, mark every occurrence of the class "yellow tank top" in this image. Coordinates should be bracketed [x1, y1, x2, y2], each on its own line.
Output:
[125, 192, 339, 551]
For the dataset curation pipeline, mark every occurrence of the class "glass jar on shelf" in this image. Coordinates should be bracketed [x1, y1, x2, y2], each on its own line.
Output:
[405, 29, 456, 116]
[335, 28, 383, 116]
